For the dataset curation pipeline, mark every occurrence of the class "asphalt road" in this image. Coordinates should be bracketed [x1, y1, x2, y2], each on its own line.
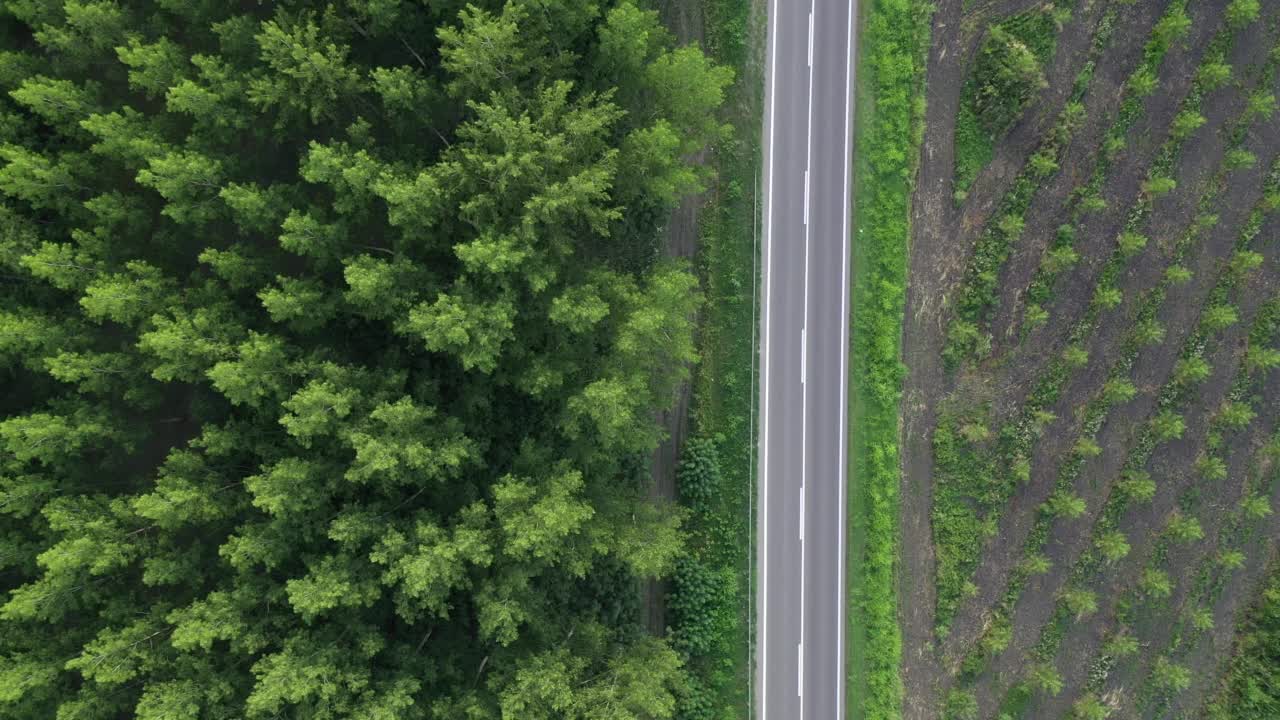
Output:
[757, 0, 856, 717]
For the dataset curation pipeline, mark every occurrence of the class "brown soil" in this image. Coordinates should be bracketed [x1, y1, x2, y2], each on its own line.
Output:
[938, 18, 1278, 671]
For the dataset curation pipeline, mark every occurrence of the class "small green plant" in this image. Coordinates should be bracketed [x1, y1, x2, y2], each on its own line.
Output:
[1197, 455, 1228, 481]
[1062, 588, 1099, 618]
[1164, 265, 1192, 284]
[1117, 231, 1148, 256]
[1093, 286, 1123, 310]
[1043, 245, 1079, 273]
[1102, 378, 1138, 405]
[1134, 319, 1165, 346]
[1029, 662, 1064, 695]
[960, 420, 992, 444]
[1242, 493, 1273, 520]
[1029, 149, 1059, 177]
[1226, 148, 1258, 170]
[1153, 656, 1192, 693]
[1150, 410, 1186, 441]
[1197, 61, 1232, 90]
[1118, 470, 1157, 503]
[1096, 530, 1130, 563]
[1072, 693, 1111, 720]
[1217, 549, 1246, 570]
[1170, 109, 1206, 139]
[1245, 91, 1276, 121]
[1230, 250, 1264, 276]
[980, 619, 1013, 655]
[1104, 632, 1139, 658]
[1217, 400, 1256, 428]
[945, 689, 979, 720]
[1167, 513, 1204, 543]
[1081, 195, 1108, 213]
[1246, 347, 1280, 373]
[1129, 68, 1157, 97]
[1047, 490, 1087, 519]
[1141, 568, 1173, 598]
[1063, 345, 1089, 368]
[1203, 304, 1239, 331]
[1225, 0, 1261, 28]
[1022, 553, 1052, 575]
[1074, 437, 1102, 458]
[1142, 174, 1176, 198]
[1191, 607, 1214, 632]
[1025, 303, 1049, 328]
[1173, 357, 1211, 385]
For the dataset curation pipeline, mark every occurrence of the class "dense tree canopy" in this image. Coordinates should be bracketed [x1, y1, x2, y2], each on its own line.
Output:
[0, 1, 730, 717]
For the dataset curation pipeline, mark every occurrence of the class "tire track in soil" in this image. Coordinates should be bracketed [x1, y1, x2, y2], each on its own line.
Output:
[935, 21, 1275, 668]
[974, 247, 1280, 717]
[977, 0, 1228, 410]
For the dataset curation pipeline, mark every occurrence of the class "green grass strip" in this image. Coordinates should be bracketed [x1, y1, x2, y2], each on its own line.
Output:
[847, 0, 933, 717]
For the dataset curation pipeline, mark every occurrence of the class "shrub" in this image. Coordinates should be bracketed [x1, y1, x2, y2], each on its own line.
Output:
[1218, 400, 1256, 428]
[1043, 245, 1079, 273]
[1226, 148, 1257, 170]
[1217, 549, 1246, 570]
[1072, 693, 1111, 720]
[1173, 357, 1211, 384]
[1153, 657, 1192, 693]
[1075, 437, 1102, 458]
[1142, 174, 1176, 198]
[1096, 530, 1130, 562]
[1117, 231, 1148, 256]
[1022, 553, 1052, 574]
[667, 555, 734, 657]
[1225, 0, 1261, 28]
[1128, 68, 1157, 97]
[1029, 150, 1059, 177]
[972, 26, 1048, 135]
[1081, 194, 1108, 212]
[1104, 632, 1139, 658]
[1198, 455, 1228, 481]
[1063, 345, 1090, 368]
[1134, 319, 1165, 346]
[1102, 378, 1138, 405]
[1246, 347, 1280, 373]
[1150, 410, 1186, 441]
[677, 437, 721, 513]
[1170, 109, 1206, 139]
[945, 689, 979, 720]
[1230, 250, 1264, 275]
[1242, 493, 1272, 520]
[1164, 265, 1193, 284]
[1141, 568, 1173, 598]
[1192, 607, 1215, 632]
[1062, 588, 1099, 618]
[1093, 286, 1123, 310]
[1203, 304, 1239, 331]
[1029, 663, 1064, 695]
[1246, 91, 1276, 121]
[1047, 490, 1087, 519]
[1118, 470, 1157, 503]
[1197, 61, 1232, 90]
[1025, 304, 1049, 328]
[1167, 513, 1204, 543]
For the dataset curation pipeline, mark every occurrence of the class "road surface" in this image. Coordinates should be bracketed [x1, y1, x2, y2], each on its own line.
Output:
[756, 0, 856, 717]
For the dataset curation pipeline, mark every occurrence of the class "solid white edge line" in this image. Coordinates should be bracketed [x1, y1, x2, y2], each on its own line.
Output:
[800, 328, 806, 385]
[838, 0, 855, 715]
[801, 0, 815, 714]
[760, 0, 779, 713]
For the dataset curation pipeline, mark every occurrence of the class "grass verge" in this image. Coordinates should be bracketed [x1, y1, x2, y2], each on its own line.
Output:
[668, 0, 762, 715]
[846, 0, 933, 717]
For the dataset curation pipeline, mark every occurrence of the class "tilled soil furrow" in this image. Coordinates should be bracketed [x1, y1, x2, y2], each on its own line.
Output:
[988, 4, 1274, 376]
[949, 0, 1111, 256]
[935, 92, 1280, 669]
[1031, 379, 1279, 719]
[1158, 426, 1280, 720]
[901, 0, 982, 712]
[976, 0, 1227, 395]
[968, 248, 1280, 718]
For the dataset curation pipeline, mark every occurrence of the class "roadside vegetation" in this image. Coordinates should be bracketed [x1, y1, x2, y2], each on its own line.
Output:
[902, 0, 1280, 717]
[847, 0, 933, 717]
[0, 1, 733, 717]
[666, 0, 761, 715]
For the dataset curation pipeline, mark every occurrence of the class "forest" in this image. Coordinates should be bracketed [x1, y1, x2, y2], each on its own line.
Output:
[0, 1, 735, 717]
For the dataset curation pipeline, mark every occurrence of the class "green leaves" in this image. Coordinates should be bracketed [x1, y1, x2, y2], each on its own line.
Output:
[494, 467, 595, 564]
